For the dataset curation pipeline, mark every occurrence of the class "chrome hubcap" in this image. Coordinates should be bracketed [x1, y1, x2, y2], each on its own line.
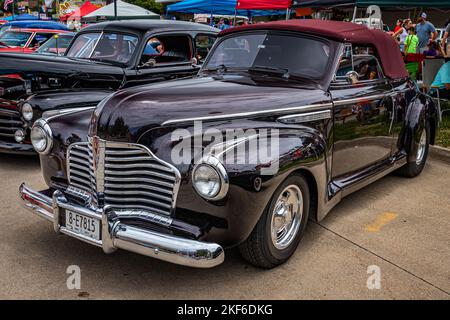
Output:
[416, 130, 427, 165]
[270, 185, 303, 250]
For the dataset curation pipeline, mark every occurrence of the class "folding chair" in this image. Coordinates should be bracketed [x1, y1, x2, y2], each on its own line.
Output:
[421, 58, 447, 122]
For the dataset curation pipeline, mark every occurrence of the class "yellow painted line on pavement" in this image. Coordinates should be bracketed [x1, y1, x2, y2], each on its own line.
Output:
[365, 212, 398, 232]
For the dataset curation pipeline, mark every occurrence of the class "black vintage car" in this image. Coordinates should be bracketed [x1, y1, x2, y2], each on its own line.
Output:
[0, 20, 218, 154]
[20, 20, 438, 268]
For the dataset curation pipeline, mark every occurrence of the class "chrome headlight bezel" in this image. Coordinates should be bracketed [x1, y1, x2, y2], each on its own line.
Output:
[30, 119, 53, 154]
[21, 102, 34, 122]
[192, 156, 229, 201]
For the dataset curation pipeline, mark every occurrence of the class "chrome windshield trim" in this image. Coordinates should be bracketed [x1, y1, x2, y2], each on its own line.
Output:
[89, 31, 104, 58]
[161, 102, 333, 126]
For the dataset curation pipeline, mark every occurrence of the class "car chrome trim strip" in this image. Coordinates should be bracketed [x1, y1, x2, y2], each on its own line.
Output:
[277, 110, 332, 124]
[19, 183, 224, 268]
[161, 94, 391, 126]
[332, 93, 394, 106]
[161, 102, 334, 126]
[42, 106, 96, 121]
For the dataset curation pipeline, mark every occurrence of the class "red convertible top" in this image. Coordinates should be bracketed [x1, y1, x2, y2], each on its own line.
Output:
[220, 20, 409, 80]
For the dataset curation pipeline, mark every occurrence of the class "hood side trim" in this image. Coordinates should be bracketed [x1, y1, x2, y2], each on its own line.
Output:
[161, 102, 333, 126]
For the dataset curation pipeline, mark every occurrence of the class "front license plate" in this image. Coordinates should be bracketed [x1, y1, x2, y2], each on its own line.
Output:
[65, 210, 101, 241]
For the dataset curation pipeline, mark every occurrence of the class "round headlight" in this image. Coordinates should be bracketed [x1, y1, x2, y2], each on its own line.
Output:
[21, 103, 33, 121]
[30, 120, 52, 154]
[193, 164, 221, 198]
[192, 156, 229, 201]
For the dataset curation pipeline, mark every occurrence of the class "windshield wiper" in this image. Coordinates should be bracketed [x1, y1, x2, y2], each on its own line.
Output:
[87, 57, 127, 67]
[248, 65, 290, 79]
[203, 64, 228, 73]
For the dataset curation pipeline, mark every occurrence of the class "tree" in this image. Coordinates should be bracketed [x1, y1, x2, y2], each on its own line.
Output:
[124, 0, 163, 15]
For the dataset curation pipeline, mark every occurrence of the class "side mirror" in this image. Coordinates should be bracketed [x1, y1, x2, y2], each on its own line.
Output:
[346, 71, 359, 84]
[139, 58, 156, 69]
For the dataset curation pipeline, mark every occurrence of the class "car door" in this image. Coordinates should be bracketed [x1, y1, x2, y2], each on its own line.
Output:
[330, 48, 395, 180]
[126, 33, 201, 87]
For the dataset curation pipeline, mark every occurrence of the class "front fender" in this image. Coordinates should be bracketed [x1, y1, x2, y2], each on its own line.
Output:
[139, 121, 330, 247]
[39, 108, 94, 187]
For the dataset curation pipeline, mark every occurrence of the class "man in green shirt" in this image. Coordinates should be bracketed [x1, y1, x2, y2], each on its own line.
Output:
[404, 27, 419, 54]
[404, 27, 420, 79]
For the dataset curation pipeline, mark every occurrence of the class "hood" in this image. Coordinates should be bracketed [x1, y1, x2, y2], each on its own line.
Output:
[92, 74, 331, 142]
[0, 53, 124, 100]
[28, 89, 113, 112]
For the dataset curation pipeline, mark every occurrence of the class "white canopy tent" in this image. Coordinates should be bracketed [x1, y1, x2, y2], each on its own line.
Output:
[83, 0, 160, 21]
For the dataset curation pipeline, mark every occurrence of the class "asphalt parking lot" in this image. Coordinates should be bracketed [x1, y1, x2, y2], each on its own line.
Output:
[0, 153, 449, 300]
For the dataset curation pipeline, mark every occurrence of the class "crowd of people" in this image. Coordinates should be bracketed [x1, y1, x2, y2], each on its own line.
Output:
[391, 12, 449, 98]
[392, 13, 449, 57]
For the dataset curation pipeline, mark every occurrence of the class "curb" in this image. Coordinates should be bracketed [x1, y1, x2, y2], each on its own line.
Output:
[430, 145, 450, 164]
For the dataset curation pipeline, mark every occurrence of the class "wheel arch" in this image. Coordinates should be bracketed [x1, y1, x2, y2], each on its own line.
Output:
[401, 93, 437, 161]
[290, 168, 319, 222]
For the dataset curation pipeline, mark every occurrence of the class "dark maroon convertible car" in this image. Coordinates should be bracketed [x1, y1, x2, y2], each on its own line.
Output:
[20, 20, 437, 268]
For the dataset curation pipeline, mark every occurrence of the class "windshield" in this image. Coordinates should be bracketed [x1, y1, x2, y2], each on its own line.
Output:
[36, 34, 74, 55]
[204, 32, 331, 79]
[65, 32, 139, 64]
[0, 31, 32, 47]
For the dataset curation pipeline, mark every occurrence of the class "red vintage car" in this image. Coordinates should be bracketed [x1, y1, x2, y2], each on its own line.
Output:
[0, 28, 70, 53]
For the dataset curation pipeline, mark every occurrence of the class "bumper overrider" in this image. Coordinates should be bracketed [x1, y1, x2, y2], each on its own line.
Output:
[19, 183, 225, 268]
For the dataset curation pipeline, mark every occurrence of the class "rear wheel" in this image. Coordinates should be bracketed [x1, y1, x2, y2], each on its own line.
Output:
[239, 174, 310, 268]
[397, 122, 430, 178]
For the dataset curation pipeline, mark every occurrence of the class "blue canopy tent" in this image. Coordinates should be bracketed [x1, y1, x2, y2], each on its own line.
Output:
[167, 0, 286, 17]
[2, 14, 40, 21]
[14, 14, 39, 20]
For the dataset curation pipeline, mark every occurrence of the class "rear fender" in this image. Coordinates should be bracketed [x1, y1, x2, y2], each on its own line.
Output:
[400, 93, 437, 162]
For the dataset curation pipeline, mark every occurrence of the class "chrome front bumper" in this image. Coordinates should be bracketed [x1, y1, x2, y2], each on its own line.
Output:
[19, 183, 224, 268]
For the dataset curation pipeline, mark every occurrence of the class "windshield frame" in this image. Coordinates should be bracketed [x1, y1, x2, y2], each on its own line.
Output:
[64, 30, 140, 67]
[201, 30, 335, 82]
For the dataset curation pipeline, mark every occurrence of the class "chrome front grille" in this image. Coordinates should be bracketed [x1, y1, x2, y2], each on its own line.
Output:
[68, 143, 94, 193]
[67, 138, 180, 216]
[0, 106, 23, 142]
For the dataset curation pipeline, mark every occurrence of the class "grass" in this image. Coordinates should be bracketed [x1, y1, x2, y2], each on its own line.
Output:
[436, 101, 450, 148]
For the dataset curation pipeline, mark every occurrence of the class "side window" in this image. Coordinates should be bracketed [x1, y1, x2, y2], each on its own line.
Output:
[334, 44, 383, 84]
[30, 33, 54, 48]
[195, 34, 216, 64]
[139, 35, 193, 68]
[353, 55, 382, 81]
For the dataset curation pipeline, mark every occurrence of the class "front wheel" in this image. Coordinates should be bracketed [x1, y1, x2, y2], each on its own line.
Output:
[239, 174, 310, 268]
[397, 122, 430, 178]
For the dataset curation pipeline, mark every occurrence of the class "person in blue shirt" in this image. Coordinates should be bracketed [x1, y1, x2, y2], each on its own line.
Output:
[416, 12, 438, 54]
[431, 61, 450, 99]
[217, 18, 230, 31]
